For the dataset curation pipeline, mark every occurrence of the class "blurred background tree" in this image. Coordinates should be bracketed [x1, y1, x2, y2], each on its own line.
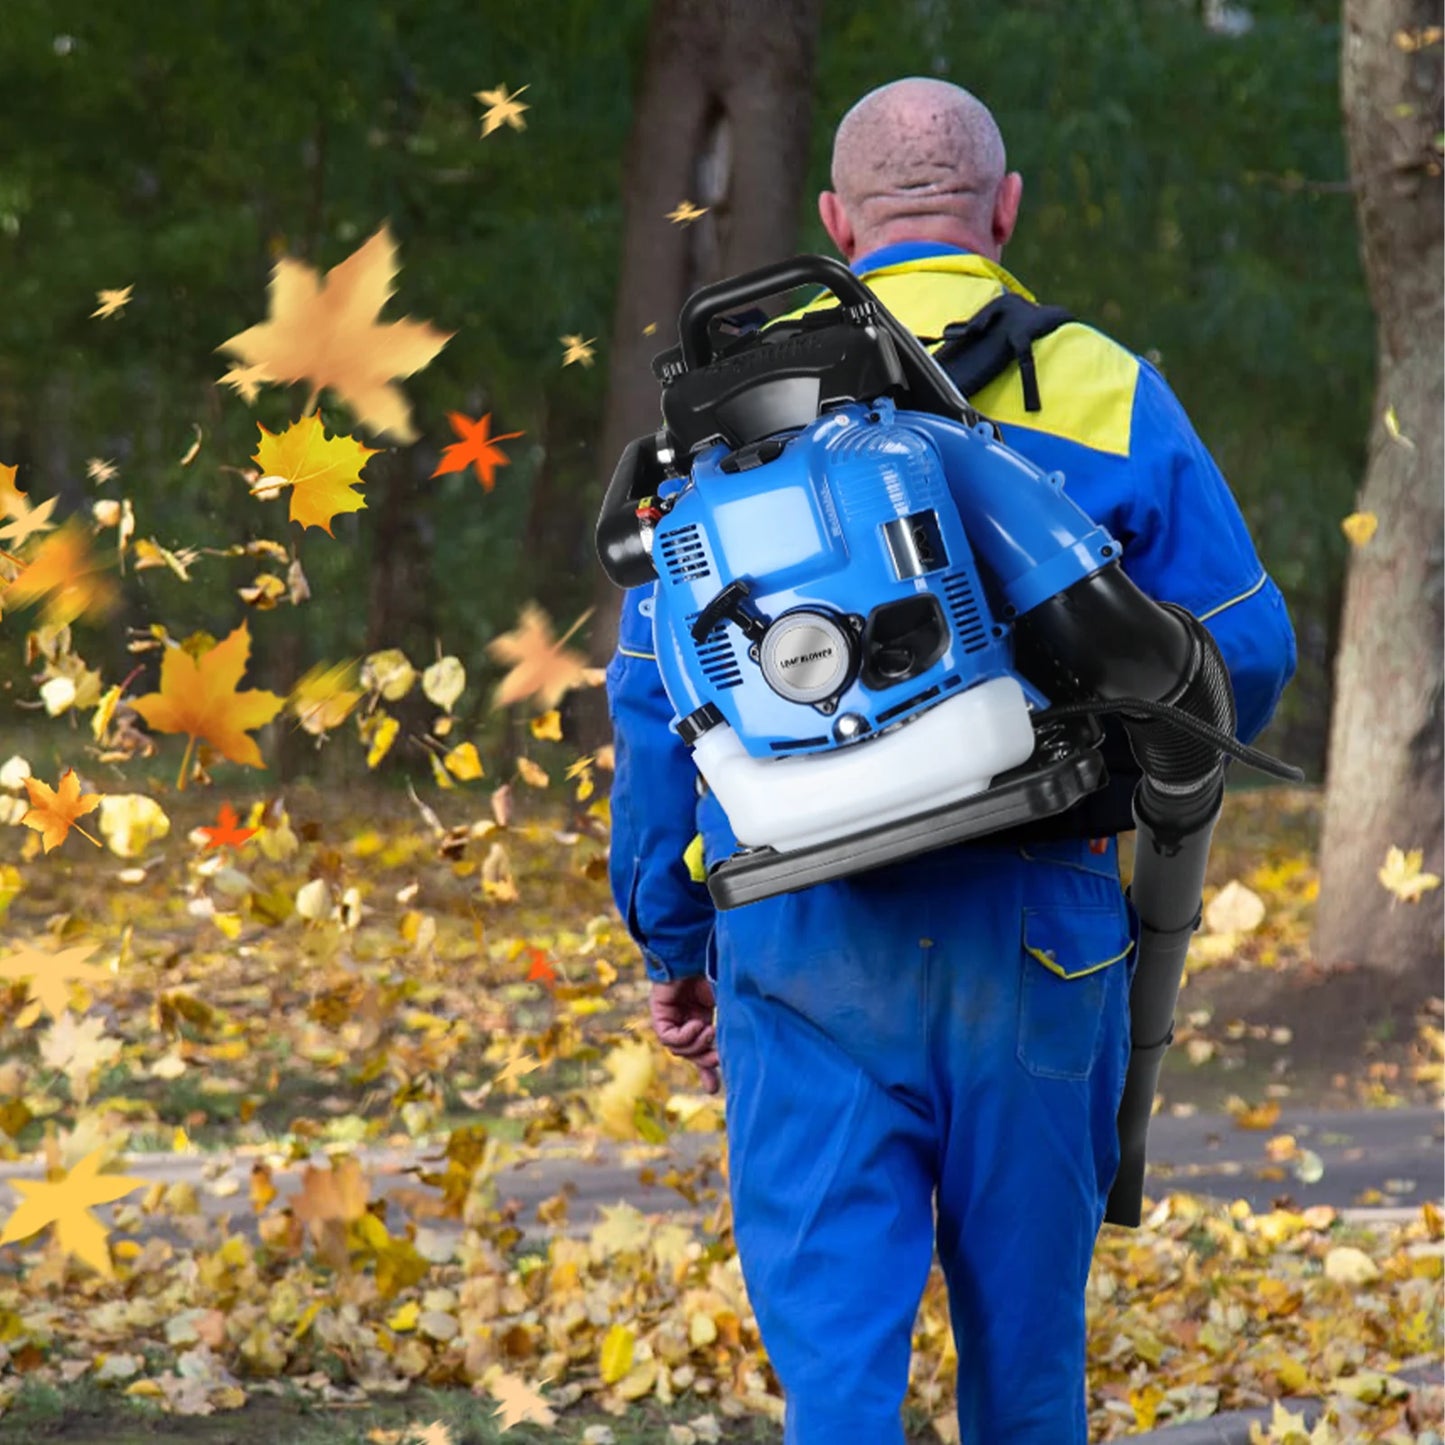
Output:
[0, 0, 1385, 797]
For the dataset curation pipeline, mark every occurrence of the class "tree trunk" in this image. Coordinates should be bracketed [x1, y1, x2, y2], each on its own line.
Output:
[1314, 0, 1443, 974]
[583, 0, 824, 673]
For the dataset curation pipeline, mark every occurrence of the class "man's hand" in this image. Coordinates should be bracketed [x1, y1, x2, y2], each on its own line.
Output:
[649, 975, 720, 1095]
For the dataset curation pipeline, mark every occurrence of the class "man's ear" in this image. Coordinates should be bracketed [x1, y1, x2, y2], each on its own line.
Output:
[992, 171, 1023, 252]
[818, 191, 855, 261]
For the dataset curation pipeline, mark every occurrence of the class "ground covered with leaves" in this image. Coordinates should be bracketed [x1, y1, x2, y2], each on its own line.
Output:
[0, 776, 1436, 1443]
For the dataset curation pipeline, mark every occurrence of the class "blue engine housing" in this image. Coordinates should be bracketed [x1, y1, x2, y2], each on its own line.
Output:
[651, 396, 1113, 758]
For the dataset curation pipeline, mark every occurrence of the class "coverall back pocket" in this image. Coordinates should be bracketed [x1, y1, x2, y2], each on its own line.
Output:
[1016, 902, 1133, 1080]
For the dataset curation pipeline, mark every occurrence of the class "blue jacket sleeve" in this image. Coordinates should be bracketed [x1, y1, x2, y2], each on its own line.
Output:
[605, 582, 716, 982]
[1118, 362, 1298, 745]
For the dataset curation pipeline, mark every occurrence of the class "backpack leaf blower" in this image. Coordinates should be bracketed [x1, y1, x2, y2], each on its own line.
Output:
[596, 254, 1302, 1227]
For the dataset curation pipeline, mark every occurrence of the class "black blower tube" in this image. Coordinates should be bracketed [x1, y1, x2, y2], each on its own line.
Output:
[1022, 564, 1236, 1227]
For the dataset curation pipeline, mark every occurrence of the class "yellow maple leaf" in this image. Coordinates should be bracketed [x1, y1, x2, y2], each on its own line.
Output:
[486, 603, 605, 711]
[0, 462, 27, 517]
[3, 518, 117, 627]
[1340, 511, 1378, 547]
[560, 333, 596, 367]
[1378, 845, 1442, 903]
[250, 415, 380, 535]
[86, 458, 117, 484]
[487, 1371, 556, 1431]
[667, 199, 709, 225]
[216, 223, 452, 443]
[529, 709, 562, 741]
[130, 621, 285, 790]
[21, 768, 102, 851]
[494, 1046, 542, 1088]
[90, 285, 132, 319]
[475, 82, 529, 136]
[0, 941, 111, 1025]
[0, 1147, 146, 1278]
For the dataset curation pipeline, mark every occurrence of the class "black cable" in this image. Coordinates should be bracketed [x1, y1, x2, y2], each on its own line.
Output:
[1032, 698, 1305, 782]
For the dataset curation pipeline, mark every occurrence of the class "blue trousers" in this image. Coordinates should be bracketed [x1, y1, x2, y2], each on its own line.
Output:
[709, 836, 1136, 1445]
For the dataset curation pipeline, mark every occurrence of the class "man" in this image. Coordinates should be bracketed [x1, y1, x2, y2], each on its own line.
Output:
[604, 78, 1296, 1445]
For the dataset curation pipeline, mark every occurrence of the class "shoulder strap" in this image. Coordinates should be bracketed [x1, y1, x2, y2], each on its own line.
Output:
[929, 293, 1073, 413]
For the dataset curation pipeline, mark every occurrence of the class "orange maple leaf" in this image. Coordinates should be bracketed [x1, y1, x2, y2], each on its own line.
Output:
[430, 413, 523, 492]
[129, 622, 285, 790]
[250, 415, 380, 535]
[20, 769, 102, 852]
[198, 803, 257, 851]
[525, 947, 556, 988]
[216, 223, 453, 443]
[485, 604, 606, 711]
[291, 1154, 370, 1268]
[3, 519, 117, 627]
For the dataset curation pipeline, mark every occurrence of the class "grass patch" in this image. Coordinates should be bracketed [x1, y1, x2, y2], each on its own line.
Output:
[0, 1377, 803, 1444]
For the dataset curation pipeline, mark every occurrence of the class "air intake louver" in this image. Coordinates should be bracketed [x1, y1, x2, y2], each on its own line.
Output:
[942, 570, 990, 654]
[689, 613, 744, 690]
[658, 523, 712, 584]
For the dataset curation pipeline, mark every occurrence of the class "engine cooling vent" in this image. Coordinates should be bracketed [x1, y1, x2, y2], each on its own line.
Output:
[658, 524, 713, 584]
[689, 614, 744, 690]
[942, 570, 990, 654]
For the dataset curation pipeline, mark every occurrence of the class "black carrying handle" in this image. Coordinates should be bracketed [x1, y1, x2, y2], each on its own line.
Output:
[678, 255, 879, 370]
[676, 254, 983, 428]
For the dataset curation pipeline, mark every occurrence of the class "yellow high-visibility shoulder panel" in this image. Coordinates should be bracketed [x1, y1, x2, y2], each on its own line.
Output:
[773, 253, 1138, 458]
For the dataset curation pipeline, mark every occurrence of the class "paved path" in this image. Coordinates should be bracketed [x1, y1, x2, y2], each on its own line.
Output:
[0, 1104, 1436, 1251]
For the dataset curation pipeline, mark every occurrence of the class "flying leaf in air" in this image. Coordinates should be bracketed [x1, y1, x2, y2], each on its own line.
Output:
[475, 82, 529, 136]
[0, 493, 58, 547]
[422, 655, 466, 711]
[291, 1153, 370, 1268]
[39, 1010, 122, 1104]
[216, 223, 453, 443]
[525, 947, 556, 988]
[529, 710, 562, 741]
[218, 362, 272, 404]
[0, 463, 27, 517]
[430, 413, 524, 492]
[289, 660, 363, 736]
[21, 768, 102, 851]
[560, 334, 596, 367]
[486, 603, 605, 710]
[129, 622, 285, 791]
[86, 458, 117, 484]
[667, 199, 709, 225]
[1341, 512, 1378, 547]
[0, 941, 111, 1025]
[3, 519, 117, 627]
[91, 286, 133, 319]
[0, 1147, 146, 1278]
[250, 415, 380, 535]
[1378, 845, 1442, 904]
[198, 803, 257, 852]
[487, 1371, 557, 1431]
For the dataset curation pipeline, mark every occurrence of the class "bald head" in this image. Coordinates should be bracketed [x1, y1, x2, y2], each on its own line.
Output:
[819, 78, 1022, 263]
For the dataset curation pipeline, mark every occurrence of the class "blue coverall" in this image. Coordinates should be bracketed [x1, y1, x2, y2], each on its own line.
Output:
[605, 241, 1298, 1444]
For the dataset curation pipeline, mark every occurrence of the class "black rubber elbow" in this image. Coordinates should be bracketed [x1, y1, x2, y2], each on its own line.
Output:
[1019, 564, 1237, 835]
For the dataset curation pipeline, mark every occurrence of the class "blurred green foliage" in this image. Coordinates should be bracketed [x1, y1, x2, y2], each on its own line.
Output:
[0, 0, 1366, 785]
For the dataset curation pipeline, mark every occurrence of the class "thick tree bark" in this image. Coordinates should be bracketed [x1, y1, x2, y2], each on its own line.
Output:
[583, 0, 824, 673]
[1314, 1, 1443, 973]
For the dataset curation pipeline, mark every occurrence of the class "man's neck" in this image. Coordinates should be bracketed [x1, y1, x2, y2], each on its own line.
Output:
[849, 238, 979, 275]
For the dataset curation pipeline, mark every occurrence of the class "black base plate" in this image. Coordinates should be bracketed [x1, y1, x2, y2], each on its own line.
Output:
[706, 746, 1106, 909]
